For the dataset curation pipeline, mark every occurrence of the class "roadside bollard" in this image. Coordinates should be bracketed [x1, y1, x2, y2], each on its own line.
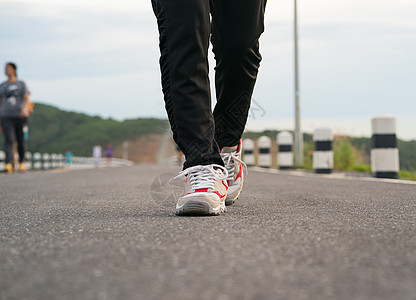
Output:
[243, 139, 255, 167]
[257, 136, 272, 168]
[313, 128, 333, 174]
[42, 153, 50, 170]
[57, 154, 64, 168]
[34, 153, 42, 170]
[277, 131, 293, 169]
[371, 116, 399, 179]
[0, 150, 5, 170]
[25, 152, 32, 171]
[59, 154, 65, 168]
[51, 153, 57, 169]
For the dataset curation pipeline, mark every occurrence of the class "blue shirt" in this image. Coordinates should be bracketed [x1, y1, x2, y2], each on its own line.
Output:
[65, 151, 73, 164]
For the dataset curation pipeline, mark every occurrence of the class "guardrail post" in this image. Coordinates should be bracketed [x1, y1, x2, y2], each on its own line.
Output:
[243, 139, 255, 167]
[371, 116, 399, 179]
[277, 131, 293, 169]
[51, 153, 57, 169]
[33, 153, 41, 170]
[57, 154, 64, 168]
[25, 152, 32, 171]
[42, 153, 50, 170]
[313, 128, 333, 174]
[257, 136, 272, 168]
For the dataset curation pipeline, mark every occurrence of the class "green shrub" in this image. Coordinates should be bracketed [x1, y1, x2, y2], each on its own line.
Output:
[398, 170, 416, 181]
[302, 139, 314, 170]
[333, 136, 360, 171]
[354, 164, 371, 173]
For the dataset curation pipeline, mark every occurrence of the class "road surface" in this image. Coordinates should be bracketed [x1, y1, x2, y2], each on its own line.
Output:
[1, 165, 415, 300]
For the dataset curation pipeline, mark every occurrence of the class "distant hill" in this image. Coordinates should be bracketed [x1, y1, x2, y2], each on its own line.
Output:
[23, 103, 415, 171]
[26, 103, 169, 156]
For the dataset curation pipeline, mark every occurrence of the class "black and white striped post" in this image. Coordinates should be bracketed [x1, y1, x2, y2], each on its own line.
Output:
[371, 116, 399, 179]
[25, 152, 32, 171]
[57, 154, 64, 168]
[313, 128, 333, 174]
[0, 150, 5, 170]
[257, 136, 272, 168]
[243, 139, 255, 167]
[277, 131, 293, 169]
[51, 153, 57, 169]
[33, 153, 42, 170]
[42, 153, 50, 170]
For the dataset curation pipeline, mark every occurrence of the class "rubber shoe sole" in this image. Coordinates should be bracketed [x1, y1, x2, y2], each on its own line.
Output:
[225, 198, 236, 206]
[225, 182, 243, 206]
[176, 200, 226, 216]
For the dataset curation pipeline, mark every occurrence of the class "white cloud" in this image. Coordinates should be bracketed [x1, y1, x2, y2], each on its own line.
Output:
[1, 0, 415, 138]
[30, 70, 165, 120]
[0, 0, 152, 14]
[266, 0, 416, 27]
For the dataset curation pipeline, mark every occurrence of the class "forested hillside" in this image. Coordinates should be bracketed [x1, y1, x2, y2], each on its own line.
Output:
[23, 103, 415, 171]
[26, 103, 168, 156]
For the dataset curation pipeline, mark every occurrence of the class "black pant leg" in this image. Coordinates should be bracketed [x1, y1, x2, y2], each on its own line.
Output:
[151, 0, 224, 169]
[14, 118, 26, 163]
[211, 0, 267, 148]
[1, 117, 15, 164]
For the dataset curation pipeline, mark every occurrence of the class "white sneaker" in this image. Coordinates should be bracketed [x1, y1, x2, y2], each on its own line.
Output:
[174, 164, 228, 216]
[221, 140, 247, 206]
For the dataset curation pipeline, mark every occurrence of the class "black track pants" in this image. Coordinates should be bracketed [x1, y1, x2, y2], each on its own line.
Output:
[151, 0, 266, 169]
[1, 117, 27, 164]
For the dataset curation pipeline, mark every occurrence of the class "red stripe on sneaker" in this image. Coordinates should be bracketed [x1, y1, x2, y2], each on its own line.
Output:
[213, 191, 226, 198]
[185, 188, 209, 196]
[235, 165, 242, 181]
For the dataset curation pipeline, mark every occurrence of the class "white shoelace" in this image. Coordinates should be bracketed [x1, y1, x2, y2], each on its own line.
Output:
[174, 164, 228, 190]
[220, 152, 247, 181]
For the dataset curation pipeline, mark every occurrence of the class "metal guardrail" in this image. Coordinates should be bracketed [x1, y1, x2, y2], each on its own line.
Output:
[70, 156, 134, 169]
[0, 150, 134, 171]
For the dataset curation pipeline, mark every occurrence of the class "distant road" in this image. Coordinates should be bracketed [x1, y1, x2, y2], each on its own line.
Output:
[1, 165, 415, 300]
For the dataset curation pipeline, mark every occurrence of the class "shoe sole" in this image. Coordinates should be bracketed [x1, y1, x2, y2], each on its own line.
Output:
[225, 198, 236, 206]
[176, 200, 226, 216]
[225, 185, 243, 206]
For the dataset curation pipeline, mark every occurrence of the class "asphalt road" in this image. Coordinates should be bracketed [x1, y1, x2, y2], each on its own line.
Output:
[1, 165, 415, 300]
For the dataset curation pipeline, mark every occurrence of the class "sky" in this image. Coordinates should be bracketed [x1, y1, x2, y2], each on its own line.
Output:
[1, 0, 415, 140]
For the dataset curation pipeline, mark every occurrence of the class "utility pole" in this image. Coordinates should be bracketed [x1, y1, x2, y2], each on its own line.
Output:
[294, 0, 303, 166]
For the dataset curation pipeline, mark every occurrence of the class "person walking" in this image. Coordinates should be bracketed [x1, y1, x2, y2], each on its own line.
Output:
[0, 62, 32, 173]
[151, 0, 266, 215]
[105, 143, 113, 167]
[92, 143, 102, 168]
[64, 149, 73, 169]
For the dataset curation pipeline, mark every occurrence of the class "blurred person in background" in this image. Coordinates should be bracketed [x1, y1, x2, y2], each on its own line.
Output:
[0, 62, 32, 173]
[105, 143, 113, 167]
[93, 143, 102, 168]
[65, 148, 73, 169]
